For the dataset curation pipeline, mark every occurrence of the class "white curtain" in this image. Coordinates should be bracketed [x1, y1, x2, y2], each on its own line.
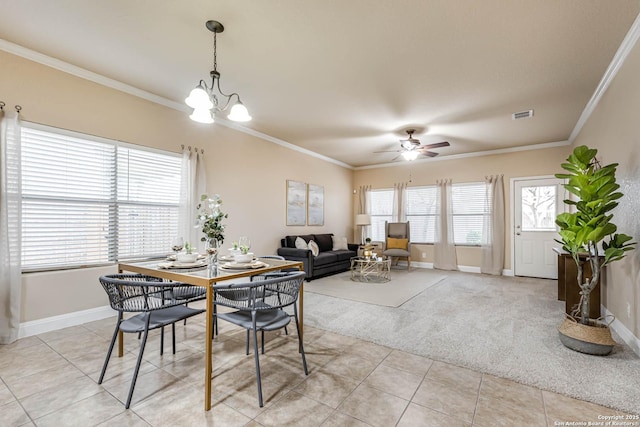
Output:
[178, 147, 207, 252]
[0, 109, 22, 344]
[359, 185, 371, 241]
[434, 179, 458, 270]
[481, 175, 505, 275]
[392, 182, 407, 222]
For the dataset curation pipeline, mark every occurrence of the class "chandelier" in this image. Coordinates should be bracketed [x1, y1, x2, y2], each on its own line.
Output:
[185, 20, 251, 124]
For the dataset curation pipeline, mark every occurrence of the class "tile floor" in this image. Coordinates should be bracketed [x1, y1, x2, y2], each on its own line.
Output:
[0, 308, 634, 427]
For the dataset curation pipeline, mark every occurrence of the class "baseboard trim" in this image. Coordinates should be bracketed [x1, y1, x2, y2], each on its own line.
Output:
[408, 262, 514, 276]
[19, 305, 116, 339]
[602, 305, 640, 357]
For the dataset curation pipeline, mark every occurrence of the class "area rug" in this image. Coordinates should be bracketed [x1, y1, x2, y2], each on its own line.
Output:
[304, 269, 640, 414]
[304, 269, 446, 307]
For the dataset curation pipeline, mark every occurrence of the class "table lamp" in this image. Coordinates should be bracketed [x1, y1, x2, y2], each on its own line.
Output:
[355, 214, 371, 245]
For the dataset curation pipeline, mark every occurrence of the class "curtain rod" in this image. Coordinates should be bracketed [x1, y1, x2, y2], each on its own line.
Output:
[181, 144, 204, 154]
[0, 101, 22, 112]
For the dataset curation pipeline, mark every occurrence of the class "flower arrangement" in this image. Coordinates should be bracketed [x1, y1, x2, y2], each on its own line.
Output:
[196, 194, 228, 245]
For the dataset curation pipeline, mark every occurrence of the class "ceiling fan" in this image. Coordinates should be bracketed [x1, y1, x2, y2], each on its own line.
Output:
[375, 129, 450, 161]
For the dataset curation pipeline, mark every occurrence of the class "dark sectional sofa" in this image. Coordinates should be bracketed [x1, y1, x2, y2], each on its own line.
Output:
[277, 233, 358, 281]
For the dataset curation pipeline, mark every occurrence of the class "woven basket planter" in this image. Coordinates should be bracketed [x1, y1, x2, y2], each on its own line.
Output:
[558, 316, 616, 356]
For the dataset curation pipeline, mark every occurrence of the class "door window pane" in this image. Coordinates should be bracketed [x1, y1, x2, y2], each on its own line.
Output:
[521, 186, 556, 231]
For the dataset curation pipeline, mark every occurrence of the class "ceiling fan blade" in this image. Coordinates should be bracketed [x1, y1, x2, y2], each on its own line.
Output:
[373, 149, 401, 153]
[421, 141, 450, 149]
[420, 151, 439, 157]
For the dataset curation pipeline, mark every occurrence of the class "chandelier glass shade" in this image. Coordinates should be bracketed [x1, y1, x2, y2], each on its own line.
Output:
[185, 20, 251, 124]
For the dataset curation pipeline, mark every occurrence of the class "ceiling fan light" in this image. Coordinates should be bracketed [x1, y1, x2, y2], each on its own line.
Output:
[185, 86, 213, 109]
[189, 108, 214, 124]
[227, 101, 252, 122]
[402, 150, 419, 161]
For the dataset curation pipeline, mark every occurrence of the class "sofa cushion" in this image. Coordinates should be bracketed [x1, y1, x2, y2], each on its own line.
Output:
[333, 249, 356, 262]
[313, 252, 338, 266]
[314, 234, 334, 252]
[285, 234, 314, 248]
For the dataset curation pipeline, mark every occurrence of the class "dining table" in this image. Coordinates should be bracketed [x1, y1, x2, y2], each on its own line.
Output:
[117, 257, 304, 411]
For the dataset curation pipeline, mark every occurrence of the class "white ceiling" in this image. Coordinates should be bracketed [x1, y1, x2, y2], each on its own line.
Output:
[1, 1, 639, 168]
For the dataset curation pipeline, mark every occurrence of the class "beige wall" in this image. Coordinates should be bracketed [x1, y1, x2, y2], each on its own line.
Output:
[353, 146, 573, 269]
[0, 50, 354, 322]
[570, 39, 640, 337]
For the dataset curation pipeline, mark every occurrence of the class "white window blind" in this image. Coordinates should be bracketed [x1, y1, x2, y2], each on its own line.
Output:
[406, 186, 438, 243]
[369, 189, 393, 241]
[117, 147, 181, 260]
[451, 182, 485, 245]
[21, 124, 180, 271]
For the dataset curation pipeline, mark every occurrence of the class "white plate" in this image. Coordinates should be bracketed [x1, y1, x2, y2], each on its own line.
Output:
[219, 261, 268, 270]
[158, 260, 207, 269]
[166, 254, 206, 261]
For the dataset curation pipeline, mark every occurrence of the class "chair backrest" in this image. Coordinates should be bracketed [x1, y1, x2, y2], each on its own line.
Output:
[213, 271, 305, 312]
[99, 274, 205, 313]
[258, 255, 285, 260]
[385, 221, 411, 250]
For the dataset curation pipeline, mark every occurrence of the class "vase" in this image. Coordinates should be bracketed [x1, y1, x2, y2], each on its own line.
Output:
[558, 316, 616, 356]
[206, 239, 219, 274]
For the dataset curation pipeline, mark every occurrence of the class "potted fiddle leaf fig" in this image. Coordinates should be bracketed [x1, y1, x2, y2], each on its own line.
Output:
[555, 145, 635, 355]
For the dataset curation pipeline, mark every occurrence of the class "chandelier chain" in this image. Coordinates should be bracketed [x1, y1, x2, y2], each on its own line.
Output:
[213, 31, 217, 72]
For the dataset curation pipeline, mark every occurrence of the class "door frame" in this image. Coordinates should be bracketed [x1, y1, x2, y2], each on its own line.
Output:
[509, 175, 564, 277]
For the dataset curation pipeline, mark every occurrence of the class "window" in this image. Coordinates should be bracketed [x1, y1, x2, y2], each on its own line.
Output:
[20, 124, 181, 271]
[406, 186, 438, 243]
[369, 189, 393, 241]
[451, 182, 485, 245]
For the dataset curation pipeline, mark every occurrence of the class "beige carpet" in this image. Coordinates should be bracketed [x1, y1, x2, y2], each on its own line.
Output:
[304, 269, 446, 307]
[304, 269, 640, 414]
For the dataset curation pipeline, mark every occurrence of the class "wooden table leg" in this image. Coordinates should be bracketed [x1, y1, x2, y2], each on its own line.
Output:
[204, 284, 213, 411]
[118, 330, 124, 357]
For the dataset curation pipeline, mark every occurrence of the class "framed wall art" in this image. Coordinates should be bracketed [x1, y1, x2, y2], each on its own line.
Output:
[286, 180, 307, 225]
[307, 183, 324, 226]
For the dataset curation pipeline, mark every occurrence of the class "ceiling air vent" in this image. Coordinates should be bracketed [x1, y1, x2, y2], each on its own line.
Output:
[512, 109, 534, 120]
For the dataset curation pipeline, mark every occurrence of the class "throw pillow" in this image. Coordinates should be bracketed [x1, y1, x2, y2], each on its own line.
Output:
[332, 236, 349, 250]
[295, 236, 308, 249]
[308, 240, 319, 256]
[387, 237, 408, 250]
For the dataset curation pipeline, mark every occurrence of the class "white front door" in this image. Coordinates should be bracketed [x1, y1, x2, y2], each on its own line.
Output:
[513, 178, 564, 279]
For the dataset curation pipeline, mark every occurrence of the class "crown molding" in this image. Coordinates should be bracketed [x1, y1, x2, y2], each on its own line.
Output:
[569, 12, 640, 143]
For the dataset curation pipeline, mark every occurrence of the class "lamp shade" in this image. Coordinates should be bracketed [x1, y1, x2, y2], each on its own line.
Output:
[185, 86, 214, 109]
[227, 102, 252, 122]
[355, 214, 371, 226]
[189, 108, 214, 124]
[402, 150, 419, 161]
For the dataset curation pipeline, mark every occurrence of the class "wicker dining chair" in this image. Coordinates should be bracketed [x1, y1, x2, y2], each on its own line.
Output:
[98, 274, 206, 408]
[213, 271, 307, 407]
